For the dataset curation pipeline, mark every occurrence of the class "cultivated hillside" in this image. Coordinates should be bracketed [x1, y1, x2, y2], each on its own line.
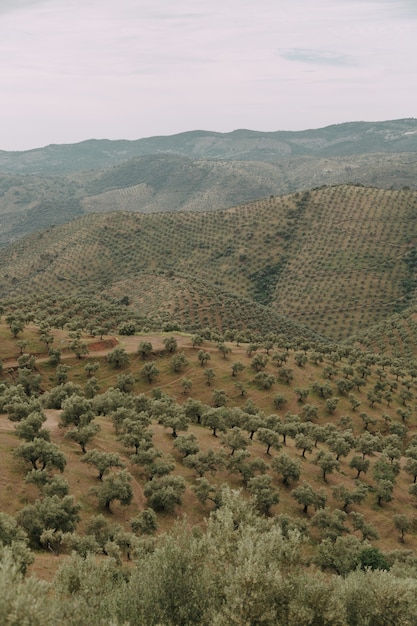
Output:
[1, 185, 417, 344]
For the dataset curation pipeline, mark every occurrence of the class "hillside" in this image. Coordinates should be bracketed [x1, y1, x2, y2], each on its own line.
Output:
[1, 185, 417, 344]
[1, 120, 417, 247]
[1, 119, 417, 174]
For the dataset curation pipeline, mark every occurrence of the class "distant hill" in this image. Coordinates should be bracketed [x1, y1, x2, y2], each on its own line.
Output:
[1, 149, 417, 247]
[1, 119, 417, 174]
[2, 184, 417, 344]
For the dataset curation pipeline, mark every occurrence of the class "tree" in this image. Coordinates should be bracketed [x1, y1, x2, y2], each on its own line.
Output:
[393, 514, 411, 543]
[163, 336, 178, 353]
[355, 432, 381, 458]
[170, 352, 189, 373]
[231, 361, 245, 377]
[17, 495, 80, 547]
[191, 334, 204, 348]
[375, 479, 394, 506]
[227, 451, 268, 486]
[131, 509, 158, 535]
[204, 368, 215, 386]
[294, 433, 313, 458]
[332, 483, 368, 512]
[144, 475, 186, 512]
[256, 428, 282, 455]
[91, 470, 133, 513]
[84, 361, 100, 377]
[173, 434, 199, 458]
[202, 408, 227, 437]
[192, 477, 220, 506]
[159, 406, 189, 438]
[137, 341, 153, 359]
[294, 351, 307, 367]
[218, 343, 231, 359]
[349, 455, 370, 479]
[327, 434, 353, 461]
[141, 362, 160, 383]
[107, 347, 129, 369]
[348, 393, 361, 411]
[248, 475, 279, 515]
[70, 339, 89, 359]
[251, 353, 269, 372]
[314, 451, 339, 482]
[350, 511, 379, 542]
[254, 372, 275, 390]
[14, 438, 66, 472]
[81, 450, 125, 480]
[277, 366, 294, 384]
[65, 422, 100, 454]
[294, 387, 309, 403]
[115, 373, 134, 393]
[197, 350, 211, 367]
[222, 427, 250, 456]
[183, 449, 225, 477]
[14, 411, 50, 442]
[60, 395, 95, 428]
[404, 457, 417, 483]
[0, 512, 34, 574]
[121, 420, 152, 454]
[291, 482, 326, 514]
[212, 388, 228, 407]
[272, 453, 301, 486]
[273, 393, 287, 409]
[311, 507, 348, 542]
[181, 378, 193, 395]
[315, 535, 364, 576]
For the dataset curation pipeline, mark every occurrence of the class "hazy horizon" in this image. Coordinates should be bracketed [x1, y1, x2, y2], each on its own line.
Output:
[1, 0, 416, 151]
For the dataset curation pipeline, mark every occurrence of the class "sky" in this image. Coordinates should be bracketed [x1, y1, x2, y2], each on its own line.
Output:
[1, 0, 416, 151]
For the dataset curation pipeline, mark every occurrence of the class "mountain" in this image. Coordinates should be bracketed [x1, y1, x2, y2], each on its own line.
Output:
[1, 119, 417, 247]
[1, 119, 417, 174]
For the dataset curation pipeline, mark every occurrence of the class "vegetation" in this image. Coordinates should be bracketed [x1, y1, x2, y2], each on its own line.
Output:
[3, 130, 417, 621]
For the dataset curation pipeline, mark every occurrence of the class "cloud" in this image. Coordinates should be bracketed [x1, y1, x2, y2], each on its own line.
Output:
[0, 0, 416, 150]
[279, 48, 354, 66]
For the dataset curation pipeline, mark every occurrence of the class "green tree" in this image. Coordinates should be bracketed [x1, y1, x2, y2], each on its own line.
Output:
[141, 362, 160, 383]
[332, 483, 368, 513]
[91, 470, 133, 513]
[17, 495, 80, 547]
[181, 378, 193, 395]
[222, 427, 250, 456]
[144, 475, 186, 512]
[349, 455, 370, 479]
[173, 434, 199, 458]
[163, 336, 178, 353]
[204, 368, 215, 386]
[14, 438, 66, 472]
[248, 475, 279, 515]
[81, 450, 125, 480]
[272, 453, 301, 486]
[137, 341, 153, 359]
[170, 352, 189, 373]
[65, 422, 100, 454]
[183, 449, 225, 477]
[393, 514, 411, 543]
[107, 347, 129, 369]
[314, 451, 339, 482]
[131, 509, 158, 535]
[231, 361, 245, 377]
[197, 350, 211, 366]
[291, 482, 327, 514]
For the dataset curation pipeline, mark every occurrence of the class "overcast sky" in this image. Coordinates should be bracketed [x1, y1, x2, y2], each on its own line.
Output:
[1, 0, 416, 151]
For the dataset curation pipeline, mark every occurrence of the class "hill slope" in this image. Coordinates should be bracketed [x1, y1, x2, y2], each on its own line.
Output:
[2, 185, 417, 343]
[1, 119, 417, 174]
